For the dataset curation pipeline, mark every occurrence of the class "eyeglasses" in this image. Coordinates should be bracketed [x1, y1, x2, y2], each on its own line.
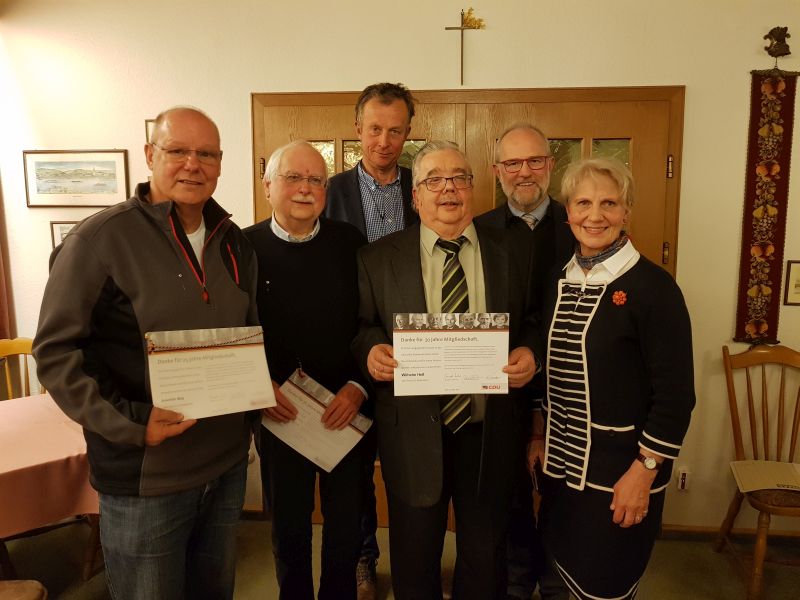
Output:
[497, 156, 552, 173]
[416, 175, 473, 192]
[278, 173, 327, 188]
[152, 144, 223, 165]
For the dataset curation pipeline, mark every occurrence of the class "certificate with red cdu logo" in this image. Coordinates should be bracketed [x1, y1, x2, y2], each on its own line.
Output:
[392, 312, 509, 396]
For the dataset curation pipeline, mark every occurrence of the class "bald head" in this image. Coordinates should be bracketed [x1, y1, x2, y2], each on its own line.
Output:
[150, 107, 220, 147]
[144, 107, 223, 232]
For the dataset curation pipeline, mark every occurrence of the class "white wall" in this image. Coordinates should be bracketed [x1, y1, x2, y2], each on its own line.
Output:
[1, 0, 799, 530]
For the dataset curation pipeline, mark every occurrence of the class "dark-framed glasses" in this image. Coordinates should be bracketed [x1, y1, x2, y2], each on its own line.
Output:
[151, 144, 222, 165]
[417, 174, 473, 192]
[278, 173, 327, 188]
[498, 156, 551, 173]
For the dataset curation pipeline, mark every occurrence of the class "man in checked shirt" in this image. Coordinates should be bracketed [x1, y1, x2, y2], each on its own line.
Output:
[324, 82, 419, 599]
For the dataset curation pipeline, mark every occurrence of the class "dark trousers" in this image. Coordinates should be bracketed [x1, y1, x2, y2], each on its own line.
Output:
[536, 477, 576, 600]
[506, 459, 545, 598]
[358, 425, 380, 562]
[261, 427, 364, 600]
[386, 423, 511, 600]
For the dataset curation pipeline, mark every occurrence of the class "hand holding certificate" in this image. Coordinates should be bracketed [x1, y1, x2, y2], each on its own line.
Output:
[263, 369, 372, 472]
[146, 326, 276, 419]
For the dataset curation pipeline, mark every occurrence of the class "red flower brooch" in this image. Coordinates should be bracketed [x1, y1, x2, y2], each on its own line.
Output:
[612, 290, 627, 306]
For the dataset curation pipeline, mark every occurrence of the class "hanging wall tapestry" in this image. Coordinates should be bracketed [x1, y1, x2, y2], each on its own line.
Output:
[734, 27, 798, 343]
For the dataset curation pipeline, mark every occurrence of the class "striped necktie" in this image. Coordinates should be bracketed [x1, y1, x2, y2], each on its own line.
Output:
[435, 236, 471, 433]
[520, 213, 539, 230]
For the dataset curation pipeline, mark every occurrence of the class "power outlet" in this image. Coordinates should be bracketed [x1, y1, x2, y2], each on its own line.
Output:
[676, 466, 690, 491]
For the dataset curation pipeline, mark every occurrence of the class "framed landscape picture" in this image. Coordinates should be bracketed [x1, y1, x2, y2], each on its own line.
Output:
[784, 260, 800, 306]
[24, 149, 129, 207]
[145, 119, 156, 143]
[50, 221, 79, 249]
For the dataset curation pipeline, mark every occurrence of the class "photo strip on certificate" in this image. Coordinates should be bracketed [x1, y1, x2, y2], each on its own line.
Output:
[392, 312, 510, 396]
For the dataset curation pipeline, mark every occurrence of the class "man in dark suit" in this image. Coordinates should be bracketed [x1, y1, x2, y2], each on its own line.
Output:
[324, 82, 419, 242]
[324, 82, 420, 599]
[354, 141, 541, 600]
[476, 123, 575, 600]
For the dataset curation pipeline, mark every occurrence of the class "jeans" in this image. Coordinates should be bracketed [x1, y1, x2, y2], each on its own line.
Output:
[99, 458, 248, 600]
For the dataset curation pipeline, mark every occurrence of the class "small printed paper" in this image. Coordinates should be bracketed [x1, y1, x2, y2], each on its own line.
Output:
[729, 460, 800, 493]
[263, 369, 372, 472]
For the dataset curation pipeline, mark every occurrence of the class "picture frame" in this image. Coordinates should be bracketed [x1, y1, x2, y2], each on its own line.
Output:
[23, 149, 129, 208]
[145, 119, 156, 143]
[784, 260, 800, 306]
[50, 221, 79, 249]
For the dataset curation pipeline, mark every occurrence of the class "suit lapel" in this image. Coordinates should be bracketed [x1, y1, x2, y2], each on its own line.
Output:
[389, 225, 427, 312]
[400, 167, 418, 227]
[477, 226, 509, 313]
[347, 168, 369, 236]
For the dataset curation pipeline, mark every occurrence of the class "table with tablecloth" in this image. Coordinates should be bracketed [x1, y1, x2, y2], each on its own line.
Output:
[0, 394, 98, 538]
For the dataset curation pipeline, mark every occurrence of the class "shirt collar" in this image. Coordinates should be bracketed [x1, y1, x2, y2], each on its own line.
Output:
[507, 196, 551, 224]
[565, 238, 639, 282]
[357, 161, 402, 189]
[420, 221, 478, 257]
[270, 216, 321, 243]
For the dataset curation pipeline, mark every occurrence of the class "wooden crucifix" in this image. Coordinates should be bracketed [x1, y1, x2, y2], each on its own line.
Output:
[445, 8, 485, 85]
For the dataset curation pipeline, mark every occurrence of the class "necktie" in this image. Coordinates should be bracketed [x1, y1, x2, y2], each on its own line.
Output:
[437, 237, 469, 313]
[521, 213, 539, 230]
[435, 236, 471, 433]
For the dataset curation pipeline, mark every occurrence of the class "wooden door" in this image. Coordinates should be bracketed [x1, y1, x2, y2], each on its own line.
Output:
[465, 99, 671, 269]
[252, 87, 684, 273]
[252, 95, 465, 223]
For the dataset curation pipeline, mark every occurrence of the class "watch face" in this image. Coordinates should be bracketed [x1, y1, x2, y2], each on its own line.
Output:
[644, 457, 657, 470]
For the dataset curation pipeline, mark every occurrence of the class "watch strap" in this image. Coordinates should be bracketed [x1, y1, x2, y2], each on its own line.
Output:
[637, 453, 661, 470]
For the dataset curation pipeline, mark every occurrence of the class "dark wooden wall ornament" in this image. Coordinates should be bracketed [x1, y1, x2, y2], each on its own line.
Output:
[734, 28, 799, 343]
[764, 27, 791, 60]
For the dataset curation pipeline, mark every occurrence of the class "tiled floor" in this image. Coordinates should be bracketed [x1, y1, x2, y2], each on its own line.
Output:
[5, 519, 799, 599]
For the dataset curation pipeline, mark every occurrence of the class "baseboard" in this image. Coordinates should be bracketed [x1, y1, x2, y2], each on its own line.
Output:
[661, 523, 800, 543]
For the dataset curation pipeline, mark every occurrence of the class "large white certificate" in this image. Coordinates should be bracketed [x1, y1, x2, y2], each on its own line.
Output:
[392, 312, 510, 396]
[146, 326, 275, 419]
[262, 369, 372, 473]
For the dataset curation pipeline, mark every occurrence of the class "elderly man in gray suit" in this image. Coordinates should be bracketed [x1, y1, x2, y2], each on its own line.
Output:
[353, 141, 541, 600]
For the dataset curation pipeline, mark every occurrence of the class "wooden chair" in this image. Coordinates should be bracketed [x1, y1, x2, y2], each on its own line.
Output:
[714, 344, 800, 599]
[0, 338, 43, 399]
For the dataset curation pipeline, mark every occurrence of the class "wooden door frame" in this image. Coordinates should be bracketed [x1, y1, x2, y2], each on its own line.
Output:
[251, 86, 684, 273]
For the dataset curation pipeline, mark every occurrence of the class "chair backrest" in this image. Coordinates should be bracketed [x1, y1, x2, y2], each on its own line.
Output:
[0, 337, 41, 399]
[722, 344, 800, 463]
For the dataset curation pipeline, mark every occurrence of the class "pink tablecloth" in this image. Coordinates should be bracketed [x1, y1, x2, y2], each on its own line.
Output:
[0, 394, 98, 538]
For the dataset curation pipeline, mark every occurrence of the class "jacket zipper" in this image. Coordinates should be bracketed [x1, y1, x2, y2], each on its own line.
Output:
[169, 214, 229, 303]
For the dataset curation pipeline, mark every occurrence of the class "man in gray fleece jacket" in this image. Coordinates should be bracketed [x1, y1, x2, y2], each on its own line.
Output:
[33, 107, 258, 600]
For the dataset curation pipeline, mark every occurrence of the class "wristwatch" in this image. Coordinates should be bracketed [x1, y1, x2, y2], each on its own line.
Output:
[637, 453, 661, 471]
